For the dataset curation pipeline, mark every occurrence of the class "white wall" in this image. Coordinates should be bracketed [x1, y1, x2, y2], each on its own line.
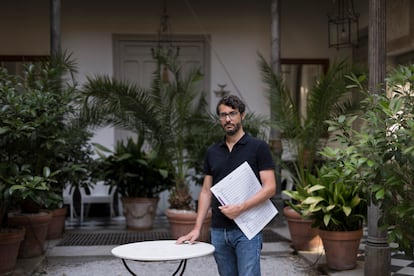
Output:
[0, 0, 365, 119]
[0, 0, 370, 150]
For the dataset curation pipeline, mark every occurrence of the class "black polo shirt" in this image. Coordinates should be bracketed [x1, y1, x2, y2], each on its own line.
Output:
[203, 133, 275, 229]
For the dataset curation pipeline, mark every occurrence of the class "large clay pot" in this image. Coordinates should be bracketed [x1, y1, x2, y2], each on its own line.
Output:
[46, 207, 68, 240]
[0, 227, 25, 275]
[283, 206, 322, 251]
[8, 211, 52, 258]
[319, 228, 363, 270]
[165, 209, 212, 242]
[122, 197, 159, 230]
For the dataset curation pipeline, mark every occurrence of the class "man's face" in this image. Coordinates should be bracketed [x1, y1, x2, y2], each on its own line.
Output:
[218, 104, 243, 136]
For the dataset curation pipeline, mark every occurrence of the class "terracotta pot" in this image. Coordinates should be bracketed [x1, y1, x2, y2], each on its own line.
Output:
[0, 227, 25, 274]
[46, 207, 68, 240]
[20, 198, 41, 213]
[283, 206, 322, 251]
[319, 228, 363, 270]
[8, 211, 52, 258]
[165, 209, 212, 242]
[122, 197, 159, 230]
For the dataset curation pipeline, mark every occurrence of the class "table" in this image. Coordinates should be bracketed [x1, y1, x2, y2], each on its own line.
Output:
[111, 240, 215, 276]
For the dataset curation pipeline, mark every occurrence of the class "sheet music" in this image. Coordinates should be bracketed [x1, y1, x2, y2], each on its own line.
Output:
[210, 161, 278, 240]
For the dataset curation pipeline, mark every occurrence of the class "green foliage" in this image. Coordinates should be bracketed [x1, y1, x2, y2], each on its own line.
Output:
[322, 66, 414, 256]
[262, 55, 367, 232]
[81, 53, 221, 210]
[93, 138, 174, 198]
[346, 65, 414, 256]
[0, 53, 94, 222]
[259, 54, 356, 167]
[6, 166, 61, 213]
[81, 53, 269, 210]
[284, 143, 367, 231]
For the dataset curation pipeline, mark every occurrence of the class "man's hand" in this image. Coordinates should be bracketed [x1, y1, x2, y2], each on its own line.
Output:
[176, 229, 201, 244]
[219, 204, 243, 220]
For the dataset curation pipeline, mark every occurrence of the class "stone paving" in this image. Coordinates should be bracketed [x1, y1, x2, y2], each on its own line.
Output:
[15, 215, 407, 276]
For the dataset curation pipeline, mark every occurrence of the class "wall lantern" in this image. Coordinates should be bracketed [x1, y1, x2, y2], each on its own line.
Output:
[328, 0, 359, 49]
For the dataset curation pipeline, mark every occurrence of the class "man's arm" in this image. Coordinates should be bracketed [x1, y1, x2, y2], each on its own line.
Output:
[219, 169, 276, 220]
[176, 175, 213, 244]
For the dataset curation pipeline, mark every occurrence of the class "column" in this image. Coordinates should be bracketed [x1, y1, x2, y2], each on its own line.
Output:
[269, 0, 284, 225]
[50, 0, 61, 55]
[365, 0, 391, 275]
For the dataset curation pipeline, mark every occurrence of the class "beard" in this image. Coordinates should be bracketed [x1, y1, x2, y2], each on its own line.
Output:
[224, 122, 241, 136]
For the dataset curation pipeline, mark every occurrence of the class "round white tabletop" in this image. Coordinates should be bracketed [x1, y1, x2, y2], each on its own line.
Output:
[111, 240, 215, 262]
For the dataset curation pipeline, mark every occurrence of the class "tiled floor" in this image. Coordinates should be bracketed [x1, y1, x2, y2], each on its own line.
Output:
[390, 254, 414, 276]
[356, 230, 414, 276]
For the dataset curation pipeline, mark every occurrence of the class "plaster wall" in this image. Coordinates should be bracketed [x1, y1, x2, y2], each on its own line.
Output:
[0, 0, 369, 150]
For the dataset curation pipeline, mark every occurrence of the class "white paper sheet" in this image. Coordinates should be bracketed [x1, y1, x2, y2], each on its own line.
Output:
[210, 161, 278, 240]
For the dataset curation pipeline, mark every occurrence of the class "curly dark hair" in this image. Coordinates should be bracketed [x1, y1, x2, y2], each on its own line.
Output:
[216, 94, 246, 115]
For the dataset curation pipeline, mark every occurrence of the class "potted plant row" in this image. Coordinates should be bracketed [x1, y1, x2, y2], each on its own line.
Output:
[319, 68, 414, 260]
[284, 64, 414, 269]
[0, 53, 94, 272]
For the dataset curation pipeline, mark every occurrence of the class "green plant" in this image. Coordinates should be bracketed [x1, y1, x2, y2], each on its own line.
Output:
[6, 166, 61, 213]
[80, 53, 221, 210]
[284, 138, 367, 231]
[281, 164, 316, 216]
[338, 66, 414, 256]
[0, 53, 94, 215]
[93, 138, 174, 198]
[259, 55, 356, 168]
[81, 52, 269, 210]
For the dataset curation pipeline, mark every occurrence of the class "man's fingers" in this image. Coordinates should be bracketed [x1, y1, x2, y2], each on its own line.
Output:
[176, 236, 188, 244]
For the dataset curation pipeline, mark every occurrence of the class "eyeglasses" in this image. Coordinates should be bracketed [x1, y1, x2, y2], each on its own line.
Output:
[218, 111, 239, 120]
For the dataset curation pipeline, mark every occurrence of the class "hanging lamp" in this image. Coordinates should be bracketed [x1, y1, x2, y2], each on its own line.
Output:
[328, 0, 359, 49]
[151, 0, 180, 60]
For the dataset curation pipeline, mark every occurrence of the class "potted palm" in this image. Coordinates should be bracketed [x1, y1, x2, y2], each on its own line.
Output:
[259, 54, 356, 167]
[259, 54, 358, 252]
[93, 138, 174, 229]
[80, 52, 220, 239]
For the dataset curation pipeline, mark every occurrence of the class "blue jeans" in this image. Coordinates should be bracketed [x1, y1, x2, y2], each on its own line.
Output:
[211, 227, 262, 276]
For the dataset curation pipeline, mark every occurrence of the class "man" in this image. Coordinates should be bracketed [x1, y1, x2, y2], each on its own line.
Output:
[177, 95, 276, 276]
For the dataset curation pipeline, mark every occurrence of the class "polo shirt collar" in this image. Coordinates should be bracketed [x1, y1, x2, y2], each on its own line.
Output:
[219, 132, 249, 148]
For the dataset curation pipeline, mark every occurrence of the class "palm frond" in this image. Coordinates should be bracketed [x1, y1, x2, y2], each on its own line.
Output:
[259, 54, 359, 168]
[303, 60, 354, 150]
[258, 54, 302, 139]
[80, 53, 214, 190]
[80, 75, 161, 144]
